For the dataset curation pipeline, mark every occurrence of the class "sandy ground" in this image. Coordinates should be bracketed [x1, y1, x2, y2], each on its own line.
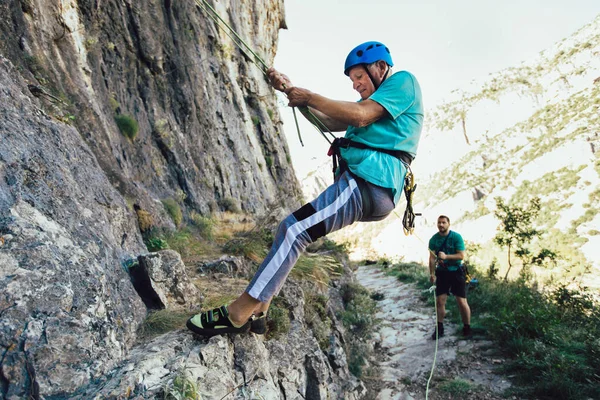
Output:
[356, 265, 513, 400]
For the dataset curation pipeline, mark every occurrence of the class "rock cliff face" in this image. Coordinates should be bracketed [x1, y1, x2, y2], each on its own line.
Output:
[0, 55, 148, 398]
[0, 1, 354, 399]
[0, 0, 301, 220]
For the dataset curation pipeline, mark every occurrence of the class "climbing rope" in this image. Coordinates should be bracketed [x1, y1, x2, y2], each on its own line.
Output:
[425, 284, 439, 400]
[302, 107, 337, 144]
[195, 0, 335, 147]
[196, 0, 270, 75]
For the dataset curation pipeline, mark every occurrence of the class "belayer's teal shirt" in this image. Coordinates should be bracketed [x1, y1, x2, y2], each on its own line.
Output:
[340, 71, 424, 204]
[428, 231, 466, 271]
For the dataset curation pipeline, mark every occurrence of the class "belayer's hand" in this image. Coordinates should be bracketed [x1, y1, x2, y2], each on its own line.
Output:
[284, 86, 313, 107]
[267, 67, 293, 92]
[437, 251, 447, 260]
[430, 274, 435, 284]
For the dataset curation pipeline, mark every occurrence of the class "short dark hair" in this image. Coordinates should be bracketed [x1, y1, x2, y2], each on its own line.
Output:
[438, 215, 450, 223]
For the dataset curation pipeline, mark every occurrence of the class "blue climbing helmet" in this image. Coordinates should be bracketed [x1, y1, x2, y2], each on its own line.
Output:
[344, 41, 394, 76]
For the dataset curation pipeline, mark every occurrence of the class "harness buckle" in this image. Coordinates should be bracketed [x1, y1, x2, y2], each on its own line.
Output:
[336, 137, 351, 148]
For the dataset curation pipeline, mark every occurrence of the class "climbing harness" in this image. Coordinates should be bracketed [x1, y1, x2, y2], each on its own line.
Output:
[327, 137, 414, 179]
[327, 138, 419, 233]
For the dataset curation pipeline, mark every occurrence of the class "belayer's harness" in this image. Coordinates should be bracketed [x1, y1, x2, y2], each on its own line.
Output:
[434, 231, 471, 283]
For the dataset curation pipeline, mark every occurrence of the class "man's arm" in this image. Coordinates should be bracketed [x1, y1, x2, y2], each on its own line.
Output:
[437, 250, 465, 261]
[287, 89, 387, 128]
[429, 252, 436, 283]
[267, 67, 367, 130]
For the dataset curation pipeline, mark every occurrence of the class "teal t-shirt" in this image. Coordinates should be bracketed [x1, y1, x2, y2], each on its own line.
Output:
[428, 231, 465, 271]
[340, 71, 424, 204]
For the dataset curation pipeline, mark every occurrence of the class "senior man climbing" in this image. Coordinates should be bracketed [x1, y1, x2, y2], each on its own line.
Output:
[187, 41, 424, 337]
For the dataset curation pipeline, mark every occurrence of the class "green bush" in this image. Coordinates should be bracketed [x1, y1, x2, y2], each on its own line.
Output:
[163, 372, 200, 400]
[145, 236, 169, 252]
[304, 290, 331, 351]
[162, 198, 182, 226]
[347, 340, 369, 378]
[219, 197, 241, 213]
[467, 277, 600, 399]
[266, 297, 291, 339]
[115, 114, 139, 140]
[265, 155, 273, 168]
[160, 228, 211, 259]
[439, 378, 475, 396]
[389, 259, 600, 398]
[222, 226, 273, 262]
[340, 282, 370, 305]
[340, 288, 379, 338]
[109, 96, 120, 112]
[338, 282, 380, 378]
[190, 211, 215, 240]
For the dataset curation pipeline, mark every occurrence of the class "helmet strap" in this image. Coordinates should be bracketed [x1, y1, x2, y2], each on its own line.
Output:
[365, 63, 390, 90]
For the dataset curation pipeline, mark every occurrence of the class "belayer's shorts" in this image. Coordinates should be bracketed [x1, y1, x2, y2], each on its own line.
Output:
[435, 268, 467, 298]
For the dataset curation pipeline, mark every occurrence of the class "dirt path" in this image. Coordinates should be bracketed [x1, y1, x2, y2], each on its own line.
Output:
[356, 265, 512, 400]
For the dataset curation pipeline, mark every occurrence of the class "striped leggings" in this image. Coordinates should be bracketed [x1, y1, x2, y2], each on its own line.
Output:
[246, 170, 396, 302]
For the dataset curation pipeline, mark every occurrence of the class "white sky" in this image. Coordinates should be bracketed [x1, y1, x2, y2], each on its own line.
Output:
[272, 0, 600, 178]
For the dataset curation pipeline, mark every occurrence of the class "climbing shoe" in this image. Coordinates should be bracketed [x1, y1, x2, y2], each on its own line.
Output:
[186, 305, 251, 337]
[250, 312, 267, 335]
[462, 324, 472, 338]
[430, 323, 444, 340]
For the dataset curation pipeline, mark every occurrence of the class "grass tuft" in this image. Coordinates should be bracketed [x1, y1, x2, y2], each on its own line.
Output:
[163, 372, 201, 400]
[138, 309, 190, 340]
[162, 198, 183, 226]
[115, 114, 139, 140]
[266, 296, 291, 339]
[439, 378, 475, 396]
[291, 254, 342, 287]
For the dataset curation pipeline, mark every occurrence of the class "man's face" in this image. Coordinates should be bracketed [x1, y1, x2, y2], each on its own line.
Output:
[437, 218, 450, 234]
[348, 65, 376, 100]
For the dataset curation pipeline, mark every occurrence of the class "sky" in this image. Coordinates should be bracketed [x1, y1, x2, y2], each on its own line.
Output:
[272, 0, 600, 178]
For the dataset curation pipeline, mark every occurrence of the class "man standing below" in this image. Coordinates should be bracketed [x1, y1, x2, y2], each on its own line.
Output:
[428, 215, 471, 339]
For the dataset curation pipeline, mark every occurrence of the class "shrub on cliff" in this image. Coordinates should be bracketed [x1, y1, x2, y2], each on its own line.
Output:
[115, 114, 139, 140]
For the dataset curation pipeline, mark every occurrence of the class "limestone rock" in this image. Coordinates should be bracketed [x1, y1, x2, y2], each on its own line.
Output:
[198, 255, 253, 278]
[133, 250, 201, 311]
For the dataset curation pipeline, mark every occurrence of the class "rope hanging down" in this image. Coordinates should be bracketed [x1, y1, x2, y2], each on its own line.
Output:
[196, 0, 336, 147]
[425, 285, 439, 400]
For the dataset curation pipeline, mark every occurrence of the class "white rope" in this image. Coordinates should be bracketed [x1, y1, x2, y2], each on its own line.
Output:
[425, 285, 438, 399]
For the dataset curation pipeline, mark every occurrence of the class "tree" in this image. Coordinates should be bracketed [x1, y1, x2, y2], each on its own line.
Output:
[493, 197, 541, 280]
